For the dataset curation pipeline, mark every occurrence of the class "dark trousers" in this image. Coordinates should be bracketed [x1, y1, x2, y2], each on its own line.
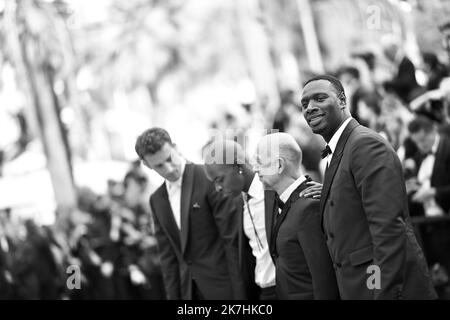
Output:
[259, 285, 277, 300]
[192, 279, 205, 300]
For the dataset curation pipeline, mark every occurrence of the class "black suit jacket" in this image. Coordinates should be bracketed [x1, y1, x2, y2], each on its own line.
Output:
[149, 164, 244, 300]
[320, 118, 437, 299]
[269, 178, 340, 300]
[235, 190, 276, 299]
[431, 135, 450, 213]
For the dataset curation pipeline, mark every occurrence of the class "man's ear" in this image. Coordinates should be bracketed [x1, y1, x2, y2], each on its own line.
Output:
[278, 158, 285, 174]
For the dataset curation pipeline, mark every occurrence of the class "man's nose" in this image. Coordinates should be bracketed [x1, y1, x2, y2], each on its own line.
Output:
[304, 101, 316, 114]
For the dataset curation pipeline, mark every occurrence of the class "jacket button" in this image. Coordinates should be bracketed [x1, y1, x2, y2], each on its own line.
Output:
[336, 262, 342, 268]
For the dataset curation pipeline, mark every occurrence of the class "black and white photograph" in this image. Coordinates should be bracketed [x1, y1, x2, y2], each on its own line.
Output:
[0, 0, 450, 305]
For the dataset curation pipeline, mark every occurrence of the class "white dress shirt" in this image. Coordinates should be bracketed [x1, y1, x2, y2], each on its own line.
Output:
[417, 134, 444, 217]
[324, 117, 353, 167]
[165, 158, 186, 230]
[279, 175, 307, 204]
[242, 174, 276, 288]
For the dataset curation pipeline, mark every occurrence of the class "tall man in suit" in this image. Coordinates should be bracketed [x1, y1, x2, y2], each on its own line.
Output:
[254, 132, 340, 300]
[202, 139, 277, 300]
[300, 75, 437, 299]
[135, 128, 244, 300]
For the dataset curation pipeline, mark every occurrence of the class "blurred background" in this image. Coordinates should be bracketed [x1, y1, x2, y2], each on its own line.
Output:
[0, 0, 450, 299]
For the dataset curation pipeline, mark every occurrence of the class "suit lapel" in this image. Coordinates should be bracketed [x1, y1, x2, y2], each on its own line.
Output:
[234, 195, 245, 268]
[264, 190, 276, 246]
[153, 186, 182, 252]
[180, 164, 194, 254]
[271, 179, 311, 253]
[319, 119, 359, 217]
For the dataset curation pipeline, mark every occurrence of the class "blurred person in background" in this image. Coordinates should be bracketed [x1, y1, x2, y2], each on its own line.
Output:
[422, 52, 449, 91]
[135, 127, 244, 300]
[0, 210, 15, 299]
[406, 116, 450, 217]
[382, 37, 423, 105]
[440, 22, 450, 67]
[14, 219, 63, 299]
[406, 115, 450, 295]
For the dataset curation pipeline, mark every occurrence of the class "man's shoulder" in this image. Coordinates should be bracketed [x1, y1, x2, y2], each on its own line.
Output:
[150, 182, 167, 203]
[288, 196, 321, 227]
[349, 125, 393, 149]
[291, 195, 320, 212]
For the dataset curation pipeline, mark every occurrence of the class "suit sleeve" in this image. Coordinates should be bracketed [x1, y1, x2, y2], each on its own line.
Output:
[350, 134, 408, 299]
[206, 183, 246, 299]
[297, 200, 339, 300]
[150, 197, 181, 300]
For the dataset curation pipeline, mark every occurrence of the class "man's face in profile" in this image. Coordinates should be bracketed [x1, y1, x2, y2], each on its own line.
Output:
[204, 164, 245, 196]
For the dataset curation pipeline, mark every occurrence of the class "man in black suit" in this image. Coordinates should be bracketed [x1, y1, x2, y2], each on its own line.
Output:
[135, 128, 244, 300]
[300, 74, 437, 299]
[253, 132, 340, 300]
[203, 139, 277, 300]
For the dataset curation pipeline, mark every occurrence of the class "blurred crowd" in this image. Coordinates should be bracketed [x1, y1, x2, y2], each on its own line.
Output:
[0, 161, 166, 300]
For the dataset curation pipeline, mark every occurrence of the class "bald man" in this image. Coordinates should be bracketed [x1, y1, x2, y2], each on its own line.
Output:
[254, 133, 340, 300]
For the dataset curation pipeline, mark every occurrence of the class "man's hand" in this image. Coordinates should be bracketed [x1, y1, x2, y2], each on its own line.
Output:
[129, 265, 147, 285]
[299, 181, 323, 200]
[405, 178, 420, 194]
[100, 261, 114, 278]
[412, 187, 436, 203]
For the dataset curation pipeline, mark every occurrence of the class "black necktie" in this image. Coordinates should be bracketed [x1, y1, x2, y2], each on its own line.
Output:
[275, 194, 285, 211]
[321, 145, 332, 159]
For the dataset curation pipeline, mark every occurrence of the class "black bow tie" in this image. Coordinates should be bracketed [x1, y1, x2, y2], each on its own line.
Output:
[275, 194, 285, 211]
[321, 145, 332, 159]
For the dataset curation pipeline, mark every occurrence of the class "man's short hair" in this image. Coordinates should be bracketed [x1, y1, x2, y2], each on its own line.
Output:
[303, 74, 347, 104]
[408, 116, 435, 134]
[135, 127, 173, 160]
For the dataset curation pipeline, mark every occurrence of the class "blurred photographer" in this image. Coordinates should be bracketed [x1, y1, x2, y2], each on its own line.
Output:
[406, 116, 450, 217]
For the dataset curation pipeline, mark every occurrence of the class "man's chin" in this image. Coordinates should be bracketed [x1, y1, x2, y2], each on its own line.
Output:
[166, 175, 181, 182]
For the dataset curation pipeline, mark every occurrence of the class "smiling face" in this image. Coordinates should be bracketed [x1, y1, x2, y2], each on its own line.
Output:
[142, 143, 183, 182]
[300, 79, 347, 142]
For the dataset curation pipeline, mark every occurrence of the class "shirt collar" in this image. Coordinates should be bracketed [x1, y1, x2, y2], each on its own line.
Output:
[166, 158, 186, 190]
[247, 173, 264, 200]
[279, 175, 307, 204]
[328, 117, 352, 154]
[432, 134, 440, 154]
